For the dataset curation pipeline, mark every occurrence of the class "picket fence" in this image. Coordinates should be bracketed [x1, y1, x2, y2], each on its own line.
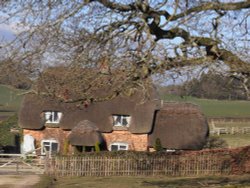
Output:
[45, 154, 231, 177]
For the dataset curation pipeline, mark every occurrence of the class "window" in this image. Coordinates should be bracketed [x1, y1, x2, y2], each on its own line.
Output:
[44, 111, 62, 124]
[41, 139, 59, 156]
[75, 146, 94, 153]
[112, 115, 131, 127]
[110, 142, 128, 151]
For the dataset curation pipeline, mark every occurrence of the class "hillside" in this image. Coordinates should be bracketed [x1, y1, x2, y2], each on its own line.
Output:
[163, 94, 250, 118]
[0, 85, 250, 118]
[0, 85, 24, 119]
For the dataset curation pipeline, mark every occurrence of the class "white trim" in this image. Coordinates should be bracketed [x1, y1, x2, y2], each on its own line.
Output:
[44, 111, 62, 124]
[41, 139, 59, 156]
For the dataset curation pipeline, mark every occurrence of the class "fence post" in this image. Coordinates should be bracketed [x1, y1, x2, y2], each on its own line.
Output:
[16, 159, 19, 173]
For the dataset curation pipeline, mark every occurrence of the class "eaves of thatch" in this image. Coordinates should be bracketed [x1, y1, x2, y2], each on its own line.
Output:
[148, 102, 209, 150]
[68, 120, 103, 146]
[19, 92, 160, 134]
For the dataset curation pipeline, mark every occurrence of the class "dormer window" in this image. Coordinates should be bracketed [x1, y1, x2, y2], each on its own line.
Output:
[112, 115, 131, 127]
[44, 111, 62, 124]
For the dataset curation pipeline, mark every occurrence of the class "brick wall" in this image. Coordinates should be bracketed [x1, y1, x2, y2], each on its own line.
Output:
[23, 128, 72, 154]
[23, 129, 149, 153]
[103, 131, 148, 151]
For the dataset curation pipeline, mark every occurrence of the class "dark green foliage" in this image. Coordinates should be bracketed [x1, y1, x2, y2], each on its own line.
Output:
[68, 149, 181, 158]
[154, 138, 163, 151]
[70, 147, 176, 157]
[203, 136, 229, 149]
[0, 114, 19, 146]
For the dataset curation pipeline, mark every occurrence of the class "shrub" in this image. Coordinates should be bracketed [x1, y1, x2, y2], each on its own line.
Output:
[203, 136, 229, 149]
[95, 142, 100, 152]
[154, 138, 163, 151]
[63, 139, 70, 155]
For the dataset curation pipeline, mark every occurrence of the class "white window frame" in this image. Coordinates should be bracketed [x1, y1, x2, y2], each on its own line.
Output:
[44, 111, 62, 124]
[109, 142, 129, 151]
[41, 139, 59, 156]
[112, 115, 131, 127]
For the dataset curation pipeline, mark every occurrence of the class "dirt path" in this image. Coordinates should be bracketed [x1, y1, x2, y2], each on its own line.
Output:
[0, 174, 41, 188]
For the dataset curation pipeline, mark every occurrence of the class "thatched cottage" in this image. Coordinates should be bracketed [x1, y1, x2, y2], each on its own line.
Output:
[19, 91, 209, 155]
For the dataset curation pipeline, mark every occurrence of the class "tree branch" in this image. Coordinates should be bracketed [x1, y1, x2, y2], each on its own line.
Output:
[171, 0, 250, 21]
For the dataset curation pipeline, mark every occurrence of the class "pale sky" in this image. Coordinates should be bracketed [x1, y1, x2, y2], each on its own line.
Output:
[0, 24, 16, 43]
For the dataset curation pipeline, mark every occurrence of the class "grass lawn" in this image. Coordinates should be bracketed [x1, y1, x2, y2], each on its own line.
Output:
[0, 85, 24, 117]
[163, 94, 250, 117]
[40, 175, 250, 188]
[218, 134, 250, 148]
[0, 85, 23, 113]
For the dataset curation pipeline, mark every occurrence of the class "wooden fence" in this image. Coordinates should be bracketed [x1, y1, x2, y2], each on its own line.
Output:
[45, 154, 231, 177]
[0, 154, 45, 174]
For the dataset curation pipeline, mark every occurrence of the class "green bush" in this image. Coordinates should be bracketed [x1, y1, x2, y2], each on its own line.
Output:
[154, 138, 163, 152]
[203, 136, 229, 149]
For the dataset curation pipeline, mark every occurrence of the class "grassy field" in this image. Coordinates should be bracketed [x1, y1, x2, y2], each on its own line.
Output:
[0, 85, 23, 118]
[216, 134, 250, 148]
[36, 175, 250, 188]
[163, 94, 250, 117]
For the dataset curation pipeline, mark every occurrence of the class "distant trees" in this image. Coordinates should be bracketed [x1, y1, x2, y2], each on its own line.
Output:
[0, 59, 31, 90]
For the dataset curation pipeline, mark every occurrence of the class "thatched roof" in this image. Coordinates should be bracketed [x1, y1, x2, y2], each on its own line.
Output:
[36, 67, 158, 102]
[19, 91, 159, 133]
[148, 102, 209, 150]
[68, 120, 103, 146]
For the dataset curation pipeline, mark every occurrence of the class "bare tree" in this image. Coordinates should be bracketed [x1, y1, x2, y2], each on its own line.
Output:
[0, 0, 250, 102]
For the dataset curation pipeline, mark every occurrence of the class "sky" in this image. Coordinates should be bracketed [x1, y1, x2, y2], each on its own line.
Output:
[0, 24, 16, 43]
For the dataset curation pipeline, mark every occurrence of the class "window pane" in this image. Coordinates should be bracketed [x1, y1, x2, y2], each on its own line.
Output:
[51, 143, 58, 152]
[111, 145, 118, 151]
[53, 112, 58, 122]
[116, 116, 121, 125]
[122, 118, 128, 126]
[44, 146, 50, 153]
[119, 145, 127, 150]
[43, 142, 50, 146]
